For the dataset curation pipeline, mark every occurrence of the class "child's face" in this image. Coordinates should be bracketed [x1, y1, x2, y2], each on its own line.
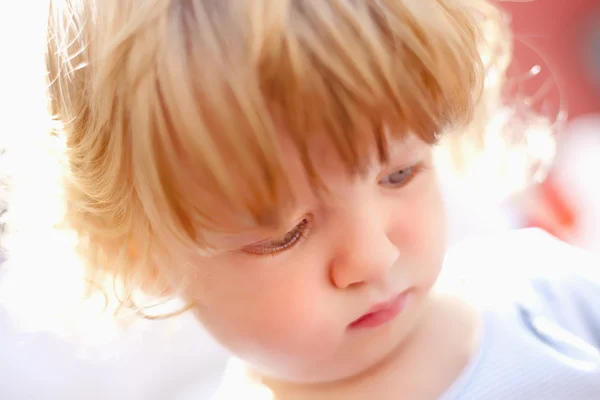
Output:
[172, 132, 446, 384]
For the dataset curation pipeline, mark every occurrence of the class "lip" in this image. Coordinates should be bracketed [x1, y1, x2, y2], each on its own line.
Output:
[349, 292, 409, 330]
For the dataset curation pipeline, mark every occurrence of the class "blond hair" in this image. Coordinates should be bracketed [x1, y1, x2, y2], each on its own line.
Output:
[3, 0, 513, 331]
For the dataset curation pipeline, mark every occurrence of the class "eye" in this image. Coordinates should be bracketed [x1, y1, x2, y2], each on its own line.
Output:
[242, 219, 310, 256]
[379, 165, 418, 188]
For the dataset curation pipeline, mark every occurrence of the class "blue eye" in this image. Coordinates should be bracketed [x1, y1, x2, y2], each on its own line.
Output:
[379, 166, 416, 188]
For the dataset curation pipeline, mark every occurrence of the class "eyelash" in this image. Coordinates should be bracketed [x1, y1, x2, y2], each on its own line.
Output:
[242, 218, 310, 257]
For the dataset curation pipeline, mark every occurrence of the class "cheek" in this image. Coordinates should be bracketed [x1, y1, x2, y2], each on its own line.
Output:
[399, 173, 444, 231]
[186, 254, 340, 365]
[390, 175, 447, 275]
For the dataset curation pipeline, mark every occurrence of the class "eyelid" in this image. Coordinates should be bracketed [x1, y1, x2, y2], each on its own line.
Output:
[240, 218, 311, 256]
[379, 160, 422, 178]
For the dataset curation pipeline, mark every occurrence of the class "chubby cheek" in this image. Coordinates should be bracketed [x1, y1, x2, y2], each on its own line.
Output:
[188, 254, 340, 369]
[391, 174, 447, 287]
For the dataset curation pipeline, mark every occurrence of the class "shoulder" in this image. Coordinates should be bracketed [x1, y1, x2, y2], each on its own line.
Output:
[443, 229, 600, 347]
[443, 228, 600, 295]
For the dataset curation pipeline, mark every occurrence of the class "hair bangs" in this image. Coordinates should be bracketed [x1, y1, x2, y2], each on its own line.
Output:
[129, 0, 485, 245]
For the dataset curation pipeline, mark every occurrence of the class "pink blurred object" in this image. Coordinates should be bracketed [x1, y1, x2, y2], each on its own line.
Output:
[510, 115, 600, 253]
[499, 0, 600, 119]
[553, 116, 600, 253]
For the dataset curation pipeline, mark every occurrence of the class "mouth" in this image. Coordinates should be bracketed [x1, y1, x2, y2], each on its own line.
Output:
[348, 291, 410, 330]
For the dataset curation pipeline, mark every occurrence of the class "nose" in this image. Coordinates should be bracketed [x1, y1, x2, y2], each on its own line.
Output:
[329, 211, 399, 290]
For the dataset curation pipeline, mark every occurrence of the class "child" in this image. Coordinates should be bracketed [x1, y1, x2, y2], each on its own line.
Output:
[7, 0, 600, 398]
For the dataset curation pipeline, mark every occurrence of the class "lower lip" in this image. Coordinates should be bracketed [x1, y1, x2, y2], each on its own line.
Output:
[349, 293, 409, 330]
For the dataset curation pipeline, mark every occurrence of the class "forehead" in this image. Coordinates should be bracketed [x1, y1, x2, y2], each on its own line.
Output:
[246, 132, 428, 216]
[289, 130, 428, 176]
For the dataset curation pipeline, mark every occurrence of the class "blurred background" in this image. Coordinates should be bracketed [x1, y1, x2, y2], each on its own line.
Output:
[1, 1, 600, 399]
[498, 0, 600, 252]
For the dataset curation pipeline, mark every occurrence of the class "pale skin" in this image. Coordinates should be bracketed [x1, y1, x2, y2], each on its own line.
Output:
[168, 134, 481, 399]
